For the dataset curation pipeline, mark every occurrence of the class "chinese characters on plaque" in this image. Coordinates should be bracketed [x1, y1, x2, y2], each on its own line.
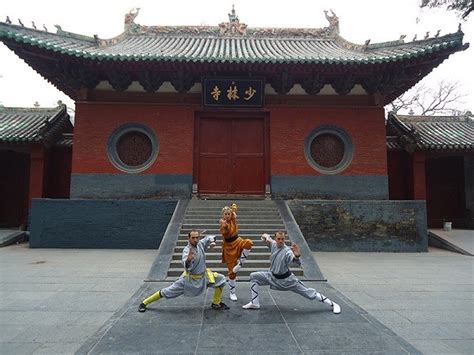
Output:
[203, 78, 264, 108]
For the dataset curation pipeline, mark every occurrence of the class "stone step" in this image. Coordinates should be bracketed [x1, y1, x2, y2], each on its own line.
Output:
[171, 252, 271, 260]
[180, 228, 286, 233]
[185, 211, 280, 216]
[183, 218, 283, 223]
[182, 224, 286, 229]
[179, 233, 285, 238]
[169, 259, 272, 269]
[176, 237, 287, 242]
[174, 245, 273, 253]
[188, 200, 276, 206]
[166, 267, 304, 278]
[175, 240, 291, 246]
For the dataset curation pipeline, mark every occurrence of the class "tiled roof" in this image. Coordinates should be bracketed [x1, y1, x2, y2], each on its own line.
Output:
[55, 133, 74, 147]
[386, 136, 403, 151]
[0, 16, 466, 65]
[0, 105, 73, 146]
[387, 113, 474, 151]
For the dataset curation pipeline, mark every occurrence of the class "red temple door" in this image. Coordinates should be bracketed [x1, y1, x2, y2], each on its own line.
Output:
[197, 116, 266, 195]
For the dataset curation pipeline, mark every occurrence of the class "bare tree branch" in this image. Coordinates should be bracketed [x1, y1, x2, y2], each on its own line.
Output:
[386, 80, 469, 116]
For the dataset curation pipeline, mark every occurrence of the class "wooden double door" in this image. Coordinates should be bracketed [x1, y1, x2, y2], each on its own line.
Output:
[196, 115, 267, 195]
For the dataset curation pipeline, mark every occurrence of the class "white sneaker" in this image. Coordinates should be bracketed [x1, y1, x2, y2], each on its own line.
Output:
[242, 302, 260, 310]
[232, 263, 242, 273]
[229, 292, 238, 301]
[332, 302, 341, 314]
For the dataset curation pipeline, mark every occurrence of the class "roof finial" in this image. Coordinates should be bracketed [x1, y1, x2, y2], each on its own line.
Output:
[219, 5, 247, 35]
[31, 21, 37, 30]
[125, 7, 140, 26]
[228, 4, 238, 22]
[458, 23, 462, 32]
[43, 24, 48, 32]
[399, 34, 406, 41]
[18, 18, 24, 27]
[435, 29, 441, 37]
[424, 31, 430, 39]
[5, 16, 11, 24]
[324, 9, 339, 28]
[412, 34, 417, 41]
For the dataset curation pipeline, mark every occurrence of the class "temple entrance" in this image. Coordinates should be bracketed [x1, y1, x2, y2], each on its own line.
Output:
[0, 150, 30, 227]
[195, 114, 267, 195]
[426, 156, 466, 228]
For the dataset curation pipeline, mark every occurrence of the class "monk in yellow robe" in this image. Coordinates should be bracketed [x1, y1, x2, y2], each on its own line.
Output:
[220, 203, 253, 301]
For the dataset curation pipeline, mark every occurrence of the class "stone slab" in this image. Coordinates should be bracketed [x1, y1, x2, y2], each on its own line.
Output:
[76, 282, 420, 354]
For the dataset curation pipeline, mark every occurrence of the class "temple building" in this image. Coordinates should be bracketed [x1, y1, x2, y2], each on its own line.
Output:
[0, 8, 469, 250]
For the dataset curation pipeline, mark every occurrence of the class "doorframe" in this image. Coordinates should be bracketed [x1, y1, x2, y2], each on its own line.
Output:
[193, 110, 270, 195]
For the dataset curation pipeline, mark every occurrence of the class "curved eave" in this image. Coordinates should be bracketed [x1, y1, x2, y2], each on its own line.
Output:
[0, 28, 466, 66]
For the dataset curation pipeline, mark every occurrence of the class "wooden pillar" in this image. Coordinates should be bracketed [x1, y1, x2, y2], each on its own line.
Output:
[29, 144, 45, 206]
[412, 151, 426, 200]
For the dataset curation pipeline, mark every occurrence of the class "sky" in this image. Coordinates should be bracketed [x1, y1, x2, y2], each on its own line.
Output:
[0, 0, 472, 114]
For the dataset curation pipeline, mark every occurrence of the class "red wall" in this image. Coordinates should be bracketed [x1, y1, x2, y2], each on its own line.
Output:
[267, 106, 387, 176]
[73, 102, 387, 177]
[44, 147, 72, 198]
[387, 150, 412, 199]
[73, 103, 196, 174]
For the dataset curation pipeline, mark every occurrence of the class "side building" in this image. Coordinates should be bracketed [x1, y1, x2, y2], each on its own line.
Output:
[387, 112, 474, 229]
[0, 104, 73, 227]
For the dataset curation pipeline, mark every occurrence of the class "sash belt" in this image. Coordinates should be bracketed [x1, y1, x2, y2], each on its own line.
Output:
[182, 268, 216, 283]
[224, 234, 239, 243]
[272, 270, 292, 279]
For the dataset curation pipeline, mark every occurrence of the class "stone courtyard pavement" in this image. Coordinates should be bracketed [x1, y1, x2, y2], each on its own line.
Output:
[1, 243, 472, 354]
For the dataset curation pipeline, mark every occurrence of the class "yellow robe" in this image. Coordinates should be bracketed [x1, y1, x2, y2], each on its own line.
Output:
[220, 215, 253, 280]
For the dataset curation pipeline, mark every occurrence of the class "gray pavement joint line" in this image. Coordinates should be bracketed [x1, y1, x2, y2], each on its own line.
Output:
[268, 290, 304, 353]
[275, 200, 327, 281]
[326, 284, 422, 354]
[193, 288, 208, 355]
[75, 285, 151, 355]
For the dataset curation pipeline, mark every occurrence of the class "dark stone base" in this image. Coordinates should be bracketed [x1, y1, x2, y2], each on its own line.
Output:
[272, 175, 389, 200]
[70, 173, 192, 199]
[29, 199, 177, 249]
[288, 200, 427, 252]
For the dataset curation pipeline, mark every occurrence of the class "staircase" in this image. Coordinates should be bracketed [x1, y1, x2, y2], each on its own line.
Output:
[166, 199, 303, 280]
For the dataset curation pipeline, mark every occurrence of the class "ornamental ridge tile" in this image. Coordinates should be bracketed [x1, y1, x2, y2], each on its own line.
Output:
[0, 8, 467, 65]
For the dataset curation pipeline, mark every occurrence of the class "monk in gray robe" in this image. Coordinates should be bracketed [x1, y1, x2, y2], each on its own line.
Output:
[138, 230, 228, 312]
[242, 231, 341, 314]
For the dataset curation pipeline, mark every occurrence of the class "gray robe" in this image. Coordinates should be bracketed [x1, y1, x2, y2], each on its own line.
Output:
[249, 238, 318, 299]
[161, 236, 226, 298]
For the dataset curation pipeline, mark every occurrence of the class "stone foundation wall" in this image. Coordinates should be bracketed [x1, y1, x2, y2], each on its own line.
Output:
[288, 200, 427, 252]
[30, 199, 177, 248]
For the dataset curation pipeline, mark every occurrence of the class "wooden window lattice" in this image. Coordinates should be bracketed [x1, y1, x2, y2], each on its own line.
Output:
[116, 131, 152, 167]
[310, 133, 345, 168]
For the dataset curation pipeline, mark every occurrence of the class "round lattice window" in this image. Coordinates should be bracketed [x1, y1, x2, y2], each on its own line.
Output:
[107, 124, 158, 173]
[304, 126, 353, 174]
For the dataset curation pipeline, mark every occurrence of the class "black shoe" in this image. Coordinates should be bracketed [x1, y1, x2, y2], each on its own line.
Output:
[211, 302, 229, 310]
[138, 303, 147, 312]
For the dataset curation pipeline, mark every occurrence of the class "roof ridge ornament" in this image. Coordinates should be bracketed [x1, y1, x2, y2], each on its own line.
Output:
[219, 5, 247, 36]
[124, 7, 140, 31]
[324, 9, 339, 34]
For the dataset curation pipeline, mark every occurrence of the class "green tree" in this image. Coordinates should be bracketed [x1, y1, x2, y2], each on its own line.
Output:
[421, 0, 474, 19]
